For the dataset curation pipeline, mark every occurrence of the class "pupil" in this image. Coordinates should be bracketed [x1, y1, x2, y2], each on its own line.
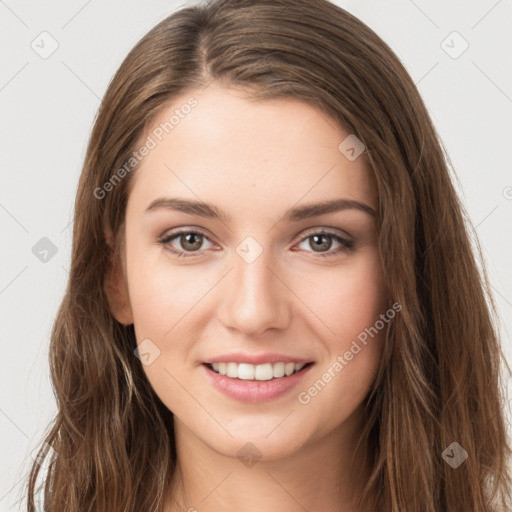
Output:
[183, 233, 202, 250]
[311, 234, 331, 252]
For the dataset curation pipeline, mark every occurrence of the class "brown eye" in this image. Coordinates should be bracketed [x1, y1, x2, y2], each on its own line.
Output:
[159, 229, 214, 258]
[308, 234, 334, 252]
[178, 232, 204, 252]
[295, 230, 354, 258]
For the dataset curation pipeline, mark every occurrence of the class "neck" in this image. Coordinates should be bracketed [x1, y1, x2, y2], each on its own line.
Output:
[164, 406, 376, 512]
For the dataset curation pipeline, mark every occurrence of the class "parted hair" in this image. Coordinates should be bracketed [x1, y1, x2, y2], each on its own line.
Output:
[25, 0, 511, 510]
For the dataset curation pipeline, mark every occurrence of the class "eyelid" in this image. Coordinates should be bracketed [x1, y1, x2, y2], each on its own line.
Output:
[296, 226, 354, 243]
[158, 227, 217, 250]
[158, 225, 215, 241]
[158, 225, 353, 243]
[158, 226, 354, 258]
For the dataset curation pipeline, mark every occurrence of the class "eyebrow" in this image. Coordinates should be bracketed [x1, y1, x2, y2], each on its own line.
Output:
[145, 197, 376, 222]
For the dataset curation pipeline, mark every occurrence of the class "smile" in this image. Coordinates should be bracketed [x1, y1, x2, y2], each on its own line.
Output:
[207, 361, 312, 381]
[202, 361, 314, 403]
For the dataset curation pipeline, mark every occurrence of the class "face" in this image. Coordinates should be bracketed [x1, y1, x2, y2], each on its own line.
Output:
[108, 83, 388, 461]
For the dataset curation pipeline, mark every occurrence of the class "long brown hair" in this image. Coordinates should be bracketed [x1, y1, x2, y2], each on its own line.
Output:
[25, 0, 512, 510]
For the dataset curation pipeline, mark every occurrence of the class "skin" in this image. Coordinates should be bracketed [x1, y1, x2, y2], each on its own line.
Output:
[106, 83, 388, 512]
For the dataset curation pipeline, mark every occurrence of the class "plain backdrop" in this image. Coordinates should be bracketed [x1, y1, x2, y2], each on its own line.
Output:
[1, 0, 511, 510]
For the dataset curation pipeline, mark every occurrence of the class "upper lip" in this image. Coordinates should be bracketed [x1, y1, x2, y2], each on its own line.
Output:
[203, 352, 314, 365]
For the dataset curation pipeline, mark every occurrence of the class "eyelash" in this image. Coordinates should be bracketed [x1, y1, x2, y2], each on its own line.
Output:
[157, 228, 355, 259]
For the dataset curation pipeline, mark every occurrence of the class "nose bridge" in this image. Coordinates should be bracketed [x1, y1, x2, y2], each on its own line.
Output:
[219, 237, 289, 334]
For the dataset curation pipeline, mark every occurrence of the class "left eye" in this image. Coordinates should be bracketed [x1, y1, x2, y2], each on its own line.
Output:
[158, 229, 354, 258]
[294, 231, 354, 257]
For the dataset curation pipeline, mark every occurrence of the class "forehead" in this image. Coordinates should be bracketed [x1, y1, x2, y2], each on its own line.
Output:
[126, 84, 376, 221]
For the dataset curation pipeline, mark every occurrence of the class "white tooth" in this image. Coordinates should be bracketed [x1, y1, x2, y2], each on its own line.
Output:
[226, 362, 238, 378]
[273, 362, 285, 378]
[284, 362, 295, 376]
[237, 363, 255, 380]
[255, 363, 274, 380]
[213, 361, 307, 380]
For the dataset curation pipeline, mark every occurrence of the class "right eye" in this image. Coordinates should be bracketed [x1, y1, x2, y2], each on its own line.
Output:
[158, 229, 216, 258]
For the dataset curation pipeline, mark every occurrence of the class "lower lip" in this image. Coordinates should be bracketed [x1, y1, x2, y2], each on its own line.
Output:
[201, 363, 314, 403]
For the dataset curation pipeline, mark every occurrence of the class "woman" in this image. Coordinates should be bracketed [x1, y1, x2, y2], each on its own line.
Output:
[25, 0, 512, 510]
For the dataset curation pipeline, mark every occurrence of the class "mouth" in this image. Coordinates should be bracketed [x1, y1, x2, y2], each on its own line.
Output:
[203, 361, 315, 381]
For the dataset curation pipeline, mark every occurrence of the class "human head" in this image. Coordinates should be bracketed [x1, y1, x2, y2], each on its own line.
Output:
[26, 1, 511, 511]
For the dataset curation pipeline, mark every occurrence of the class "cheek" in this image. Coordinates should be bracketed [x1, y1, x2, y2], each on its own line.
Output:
[126, 244, 211, 338]
[294, 251, 387, 414]
[125, 250, 207, 411]
[125, 243, 222, 400]
[295, 249, 387, 346]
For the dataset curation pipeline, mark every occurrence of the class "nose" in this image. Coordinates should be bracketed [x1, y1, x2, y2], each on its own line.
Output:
[217, 248, 291, 336]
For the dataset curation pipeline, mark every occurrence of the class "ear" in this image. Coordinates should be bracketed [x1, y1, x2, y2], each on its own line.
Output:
[103, 228, 134, 326]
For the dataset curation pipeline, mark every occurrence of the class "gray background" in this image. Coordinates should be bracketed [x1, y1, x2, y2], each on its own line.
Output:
[1, 0, 511, 510]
